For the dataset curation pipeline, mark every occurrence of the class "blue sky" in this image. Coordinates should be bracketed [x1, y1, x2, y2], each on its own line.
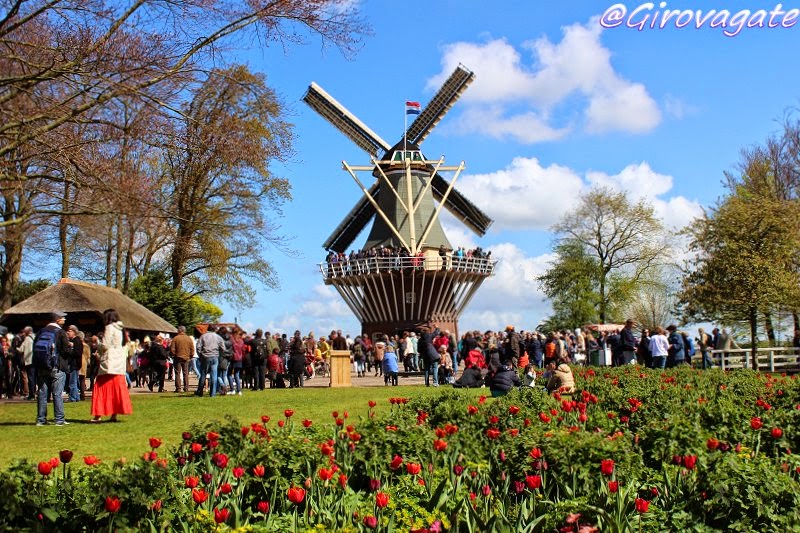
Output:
[209, 1, 800, 336]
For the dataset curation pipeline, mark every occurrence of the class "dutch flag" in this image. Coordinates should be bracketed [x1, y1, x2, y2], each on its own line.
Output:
[405, 101, 421, 115]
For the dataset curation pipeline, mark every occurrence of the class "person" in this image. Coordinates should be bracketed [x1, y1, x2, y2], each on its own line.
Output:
[195, 325, 224, 397]
[522, 363, 537, 387]
[715, 328, 739, 360]
[486, 360, 520, 397]
[34, 311, 72, 426]
[636, 329, 651, 368]
[352, 336, 366, 377]
[267, 347, 284, 388]
[502, 325, 521, 368]
[545, 361, 576, 394]
[681, 331, 696, 366]
[406, 332, 419, 371]
[79, 332, 90, 400]
[330, 330, 348, 350]
[17, 326, 34, 400]
[666, 325, 686, 367]
[438, 344, 454, 384]
[382, 341, 399, 386]
[621, 320, 637, 365]
[453, 362, 483, 388]
[148, 335, 169, 392]
[698, 327, 713, 369]
[230, 330, 245, 395]
[648, 326, 670, 369]
[287, 330, 306, 388]
[419, 326, 440, 387]
[65, 325, 83, 402]
[90, 309, 133, 422]
[250, 329, 269, 390]
[170, 326, 194, 393]
[371, 337, 384, 377]
[217, 326, 233, 395]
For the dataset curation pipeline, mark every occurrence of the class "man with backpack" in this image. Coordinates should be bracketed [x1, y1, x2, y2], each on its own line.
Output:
[666, 324, 686, 367]
[250, 329, 269, 390]
[34, 311, 72, 426]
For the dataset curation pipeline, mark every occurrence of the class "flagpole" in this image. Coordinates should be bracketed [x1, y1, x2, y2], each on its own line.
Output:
[403, 101, 407, 154]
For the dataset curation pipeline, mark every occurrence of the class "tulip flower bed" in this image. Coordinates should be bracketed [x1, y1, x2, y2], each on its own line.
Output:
[2, 367, 800, 532]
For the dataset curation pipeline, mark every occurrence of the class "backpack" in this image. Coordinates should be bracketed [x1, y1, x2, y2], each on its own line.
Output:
[252, 339, 268, 364]
[33, 329, 59, 369]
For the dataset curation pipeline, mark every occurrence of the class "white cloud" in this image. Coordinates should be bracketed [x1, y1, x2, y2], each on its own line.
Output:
[586, 162, 673, 198]
[460, 244, 554, 331]
[430, 20, 661, 142]
[456, 157, 585, 231]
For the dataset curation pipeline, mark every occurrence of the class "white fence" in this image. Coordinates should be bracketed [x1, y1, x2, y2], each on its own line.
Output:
[706, 347, 800, 371]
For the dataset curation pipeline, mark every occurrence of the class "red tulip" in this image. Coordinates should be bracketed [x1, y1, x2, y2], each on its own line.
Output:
[148, 437, 162, 449]
[338, 473, 348, 489]
[49, 457, 59, 468]
[318, 467, 334, 481]
[529, 448, 543, 459]
[284, 409, 294, 418]
[406, 462, 421, 476]
[241, 426, 250, 436]
[253, 465, 265, 477]
[609, 480, 619, 493]
[37, 461, 53, 476]
[182, 431, 193, 441]
[485, 428, 501, 439]
[206, 431, 220, 441]
[302, 419, 313, 428]
[287, 486, 306, 505]
[104, 496, 121, 513]
[277, 420, 285, 428]
[212, 453, 228, 468]
[600, 459, 615, 476]
[151, 500, 162, 512]
[375, 491, 389, 508]
[751, 417, 763, 430]
[219, 482, 232, 494]
[191, 443, 203, 454]
[635, 498, 649, 513]
[389, 455, 403, 470]
[525, 474, 542, 490]
[232, 466, 245, 479]
[363, 515, 378, 529]
[59, 450, 73, 464]
[185, 476, 199, 488]
[192, 488, 208, 504]
[706, 438, 719, 450]
[509, 405, 520, 415]
[213, 507, 229, 524]
[368, 400, 377, 408]
[488, 415, 499, 425]
[467, 405, 479, 415]
[257, 501, 270, 514]
[772, 427, 783, 439]
[481, 484, 491, 496]
[83, 455, 100, 466]
[538, 412, 551, 423]
[683, 455, 698, 470]
[433, 439, 448, 451]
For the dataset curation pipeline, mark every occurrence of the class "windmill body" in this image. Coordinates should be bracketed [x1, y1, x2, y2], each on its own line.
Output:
[304, 66, 496, 338]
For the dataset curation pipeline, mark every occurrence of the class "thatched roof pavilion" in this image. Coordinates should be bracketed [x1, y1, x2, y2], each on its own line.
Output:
[0, 278, 177, 335]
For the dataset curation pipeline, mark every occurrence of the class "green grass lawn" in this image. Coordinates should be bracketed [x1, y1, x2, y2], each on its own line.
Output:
[0, 385, 482, 467]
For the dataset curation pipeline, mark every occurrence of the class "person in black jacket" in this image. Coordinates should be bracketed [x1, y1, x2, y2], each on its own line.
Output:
[418, 326, 440, 387]
[486, 362, 520, 397]
[287, 330, 306, 388]
[65, 325, 84, 402]
[453, 362, 483, 388]
[148, 336, 169, 392]
[34, 311, 72, 426]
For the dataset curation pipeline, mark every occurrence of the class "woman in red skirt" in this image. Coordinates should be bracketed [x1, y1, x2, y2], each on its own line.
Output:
[90, 309, 132, 422]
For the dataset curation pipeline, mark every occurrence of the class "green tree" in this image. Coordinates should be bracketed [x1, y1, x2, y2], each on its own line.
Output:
[549, 187, 666, 323]
[163, 65, 293, 305]
[677, 191, 800, 369]
[127, 270, 222, 329]
[12, 279, 51, 306]
[537, 239, 599, 330]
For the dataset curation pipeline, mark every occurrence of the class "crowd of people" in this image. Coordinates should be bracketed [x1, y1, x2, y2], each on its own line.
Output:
[323, 244, 492, 276]
[5, 309, 755, 424]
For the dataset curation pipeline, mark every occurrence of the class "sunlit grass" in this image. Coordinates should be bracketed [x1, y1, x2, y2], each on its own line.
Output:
[0, 384, 481, 466]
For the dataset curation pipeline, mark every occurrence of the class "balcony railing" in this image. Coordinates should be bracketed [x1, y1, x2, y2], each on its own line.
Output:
[319, 255, 496, 279]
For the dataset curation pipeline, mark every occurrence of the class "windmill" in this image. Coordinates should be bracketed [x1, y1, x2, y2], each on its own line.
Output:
[303, 65, 496, 337]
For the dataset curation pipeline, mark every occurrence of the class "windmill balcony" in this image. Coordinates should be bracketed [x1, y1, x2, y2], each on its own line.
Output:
[319, 255, 496, 280]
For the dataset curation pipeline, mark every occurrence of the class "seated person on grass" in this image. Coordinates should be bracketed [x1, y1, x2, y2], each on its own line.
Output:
[545, 361, 576, 394]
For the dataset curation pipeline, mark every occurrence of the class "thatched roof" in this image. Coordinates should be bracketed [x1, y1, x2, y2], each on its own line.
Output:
[0, 279, 177, 334]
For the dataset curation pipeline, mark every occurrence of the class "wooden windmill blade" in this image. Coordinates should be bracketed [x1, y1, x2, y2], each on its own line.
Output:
[303, 82, 391, 156]
[406, 64, 475, 146]
[430, 173, 493, 236]
[322, 183, 380, 253]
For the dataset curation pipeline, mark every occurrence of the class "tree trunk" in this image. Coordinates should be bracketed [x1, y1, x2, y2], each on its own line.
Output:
[105, 222, 114, 286]
[114, 216, 124, 289]
[598, 274, 606, 324]
[0, 230, 24, 311]
[59, 179, 70, 279]
[794, 312, 799, 334]
[764, 312, 776, 346]
[750, 306, 759, 371]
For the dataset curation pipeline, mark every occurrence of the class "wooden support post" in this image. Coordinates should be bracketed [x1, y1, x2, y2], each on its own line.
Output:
[329, 349, 352, 388]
